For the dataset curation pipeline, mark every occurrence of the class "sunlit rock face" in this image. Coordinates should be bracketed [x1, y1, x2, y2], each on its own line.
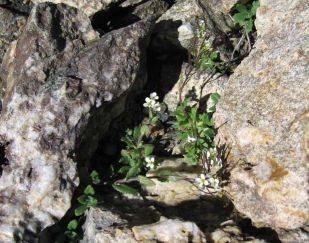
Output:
[0, 2, 153, 241]
[31, 0, 115, 16]
[214, 0, 309, 241]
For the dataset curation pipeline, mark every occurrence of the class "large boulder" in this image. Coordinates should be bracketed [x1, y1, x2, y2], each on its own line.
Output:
[214, 0, 309, 240]
[0, 2, 153, 241]
[31, 0, 115, 16]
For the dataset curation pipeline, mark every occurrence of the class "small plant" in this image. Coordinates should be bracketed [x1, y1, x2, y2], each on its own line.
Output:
[65, 170, 101, 242]
[112, 92, 223, 196]
[65, 219, 78, 242]
[112, 93, 161, 195]
[232, 0, 260, 34]
[195, 20, 226, 73]
[171, 93, 220, 165]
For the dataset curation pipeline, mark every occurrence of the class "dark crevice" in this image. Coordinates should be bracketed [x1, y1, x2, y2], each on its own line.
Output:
[0, 142, 9, 177]
[91, 0, 144, 35]
[0, 0, 31, 15]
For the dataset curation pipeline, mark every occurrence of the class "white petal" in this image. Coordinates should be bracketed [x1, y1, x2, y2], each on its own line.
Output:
[200, 174, 206, 180]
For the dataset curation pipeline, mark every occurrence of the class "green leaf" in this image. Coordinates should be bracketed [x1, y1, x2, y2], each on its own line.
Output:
[65, 230, 78, 240]
[121, 149, 130, 158]
[87, 196, 97, 207]
[126, 166, 140, 179]
[74, 205, 87, 216]
[133, 127, 141, 141]
[157, 170, 177, 177]
[251, 0, 260, 15]
[138, 175, 155, 187]
[210, 93, 221, 105]
[235, 3, 247, 13]
[84, 185, 95, 195]
[244, 19, 254, 33]
[90, 170, 100, 184]
[140, 124, 150, 136]
[112, 184, 138, 195]
[67, 219, 78, 230]
[77, 195, 88, 205]
[144, 144, 154, 156]
[151, 115, 159, 124]
[118, 165, 130, 174]
[233, 12, 248, 24]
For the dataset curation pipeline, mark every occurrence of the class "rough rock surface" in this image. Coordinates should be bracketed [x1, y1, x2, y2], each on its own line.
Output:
[151, 0, 202, 53]
[82, 208, 206, 243]
[145, 158, 203, 205]
[82, 208, 137, 243]
[0, 2, 153, 241]
[132, 216, 207, 243]
[214, 0, 309, 239]
[0, 7, 26, 65]
[163, 63, 228, 111]
[31, 0, 114, 16]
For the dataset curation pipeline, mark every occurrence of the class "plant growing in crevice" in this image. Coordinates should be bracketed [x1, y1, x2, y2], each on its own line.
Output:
[112, 92, 224, 196]
[231, 0, 260, 58]
[112, 93, 161, 195]
[170, 93, 220, 165]
[179, 20, 226, 103]
[232, 0, 260, 34]
[65, 170, 101, 242]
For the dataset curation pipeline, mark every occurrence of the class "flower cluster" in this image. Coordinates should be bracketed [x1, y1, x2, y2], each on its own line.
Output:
[195, 173, 221, 193]
[205, 148, 222, 170]
[143, 92, 161, 112]
[187, 136, 197, 143]
[145, 156, 156, 170]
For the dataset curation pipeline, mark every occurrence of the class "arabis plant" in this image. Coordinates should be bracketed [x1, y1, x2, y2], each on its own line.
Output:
[171, 93, 220, 165]
[195, 174, 221, 193]
[143, 92, 161, 124]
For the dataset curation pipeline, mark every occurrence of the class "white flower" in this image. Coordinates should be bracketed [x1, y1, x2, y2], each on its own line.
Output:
[143, 97, 156, 108]
[195, 174, 221, 193]
[150, 92, 159, 100]
[154, 103, 161, 112]
[208, 177, 221, 193]
[145, 156, 156, 170]
[206, 150, 211, 159]
[187, 136, 197, 143]
[195, 174, 209, 189]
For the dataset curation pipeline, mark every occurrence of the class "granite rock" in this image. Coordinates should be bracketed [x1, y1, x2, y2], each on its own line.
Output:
[214, 0, 309, 239]
[0, 2, 152, 241]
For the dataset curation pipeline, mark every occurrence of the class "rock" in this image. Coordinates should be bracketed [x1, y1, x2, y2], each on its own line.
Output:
[0, 2, 153, 241]
[0, 0, 32, 13]
[0, 7, 27, 65]
[197, 0, 236, 33]
[82, 208, 137, 243]
[31, 0, 115, 16]
[214, 0, 309, 240]
[0, 6, 27, 103]
[163, 63, 228, 111]
[151, 0, 202, 54]
[145, 158, 203, 205]
[211, 224, 266, 243]
[132, 216, 207, 243]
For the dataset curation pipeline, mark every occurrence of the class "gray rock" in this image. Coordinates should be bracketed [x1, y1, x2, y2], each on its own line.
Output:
[163, 63, 228, 111]
[0, 7, 27, 65]
[82, 208, 137, 243]
[132, 216, 207, 243]
[0, 2, 153, 241]
[214, 0, 309, 240]
[151, 0, 203, 54]
[31, 0, 115, 16]
[145, 158, 203, 205]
